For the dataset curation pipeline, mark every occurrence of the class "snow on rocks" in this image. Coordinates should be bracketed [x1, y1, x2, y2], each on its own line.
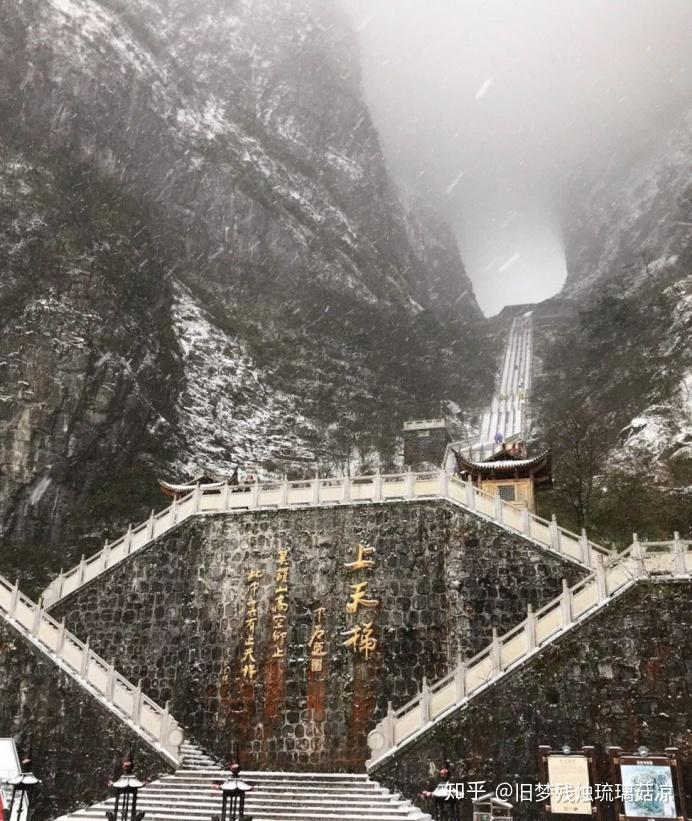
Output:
[170, 283, 316, 478]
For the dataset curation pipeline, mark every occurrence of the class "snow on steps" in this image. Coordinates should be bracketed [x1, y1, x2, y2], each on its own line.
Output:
[366, 535, 692, 769]
[42, 470, 610, 609]
[54, 767, 432, 820]
[476, 313, 533, 458]
[0, 574, 183, 766]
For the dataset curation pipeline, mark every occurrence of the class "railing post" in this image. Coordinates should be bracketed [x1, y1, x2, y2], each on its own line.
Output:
[405, 470, 415, 499]
[383, 701, 395, 749]
[31, 597, 43, 637]
[373, 471, 383, 502]
[78, 555, 86, 586]
[124, 525, 133, 556]
[160, 700, 171, 745]
[342, 476, 351, 504]
[490, 628, 502, 675]
[595, 555, 608, 602]
[56, 618, 66, 656]
[465, 480, 476, 510]
[57, 569, 65, 600]
[148, 510, 155, 539]
[280, 478, 289, 506]
[438, 469, 448, 497]
[580, 529, 590, 566]
[550, 514, 561, 553]
[132, 680, 143, 726]
[223, 481, 231, 510]
[311, 476, 320, 505]
[101, 540, 111, 571]
[494, 493, 503, 523]
[8, 579, 19, 618]
[525, 604, 537, 651]
[560, 579, 572, 627]
[454, 659, 467, 701]
[251, 477, 261, 508]
[193, 484, 202, 512]
[631, 533, 646, 577]
[170, 498, 178, 527]
[420, 677, 432, 723]
[673, 532, 687, 575]
[521, 508, 531, 536]
[80, 638, 90, 678]
[106, 659, 116, 701]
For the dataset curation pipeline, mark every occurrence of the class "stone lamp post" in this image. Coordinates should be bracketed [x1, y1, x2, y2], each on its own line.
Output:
[106, 750, 145, 821]
[8, 752, 40, 821]
[212, 764, 253, 821]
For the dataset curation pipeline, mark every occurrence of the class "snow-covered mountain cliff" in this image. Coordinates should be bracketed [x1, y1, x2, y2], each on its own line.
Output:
[531, 109, 692, 540]
[0, 0, 490, 588]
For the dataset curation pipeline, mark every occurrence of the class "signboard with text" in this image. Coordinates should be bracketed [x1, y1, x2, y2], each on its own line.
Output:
[547, 755, 593, 815]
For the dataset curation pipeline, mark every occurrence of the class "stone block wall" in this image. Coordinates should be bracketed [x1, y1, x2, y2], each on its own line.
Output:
[52, 500, 586, 771]
[0, 619, 173, 821]
[371, 581, 692, 820]
[403, 428, 451, 468]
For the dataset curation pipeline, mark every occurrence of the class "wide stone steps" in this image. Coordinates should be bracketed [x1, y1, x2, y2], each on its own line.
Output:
[179, 741, 224, 771]
[55, 769, 431, 820]
[366, 538, 692, 769]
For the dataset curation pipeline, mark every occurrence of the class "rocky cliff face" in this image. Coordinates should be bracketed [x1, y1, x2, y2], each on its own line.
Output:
[0, 0, 490, 589]
[531, 110, 692, 540]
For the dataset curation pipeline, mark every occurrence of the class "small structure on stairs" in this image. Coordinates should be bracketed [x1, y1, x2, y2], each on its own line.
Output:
[452, 444, 551, 513]
[403, 419, 451, 469]
[159, 468, 239, 500]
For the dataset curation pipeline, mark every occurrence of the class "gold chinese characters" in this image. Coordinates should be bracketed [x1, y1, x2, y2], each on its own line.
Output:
[242, 568, 263, 681]
[342, 542, 379, 659]
[309, 606, 327, 672]
[272, 548, 290, 660]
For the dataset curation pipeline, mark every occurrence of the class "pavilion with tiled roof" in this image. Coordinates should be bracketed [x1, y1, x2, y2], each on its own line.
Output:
[453, 446, 551, 513]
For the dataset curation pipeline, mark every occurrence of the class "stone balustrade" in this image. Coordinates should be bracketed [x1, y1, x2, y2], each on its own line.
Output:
[365, 534, 692, 769]
[42, 471, 611, 608]
[0, 574, 184, 765]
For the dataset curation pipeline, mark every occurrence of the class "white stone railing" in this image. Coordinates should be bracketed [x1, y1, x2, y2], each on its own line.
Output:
[366, 535, 692, 769]
[0, 574, 184, 766]
[402, 418, 448, 431]
[42, 471, 611, 608]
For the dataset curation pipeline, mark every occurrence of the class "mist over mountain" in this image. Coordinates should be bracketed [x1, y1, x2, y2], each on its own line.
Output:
[0, 0, 689, 592]
[0, 0, 491, 588]
[341, 0, 692, 315]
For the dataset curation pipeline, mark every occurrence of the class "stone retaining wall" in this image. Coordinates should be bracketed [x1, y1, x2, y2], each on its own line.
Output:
[371, 581, 692, 820]
[53, 501, 585, 770]
[0, 619, 173, 821]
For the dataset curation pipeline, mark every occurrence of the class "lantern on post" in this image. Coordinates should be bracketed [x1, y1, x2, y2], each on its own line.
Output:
[8, 750, 40, 821]
[212, 763, 253, 821]
[106, 748, 145, 821]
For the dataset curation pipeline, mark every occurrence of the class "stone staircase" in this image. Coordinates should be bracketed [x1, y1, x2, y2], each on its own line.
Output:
[475, 312, 533, 457]
[366, 535, 692, 769]
[179, 740, 224, 771]
[42, 470, 610, 609]
[0, 573, 183, 766]
[54, 761, 432, 820]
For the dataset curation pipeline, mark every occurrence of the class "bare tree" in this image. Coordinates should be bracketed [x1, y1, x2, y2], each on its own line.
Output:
[547, 406, 605, 530]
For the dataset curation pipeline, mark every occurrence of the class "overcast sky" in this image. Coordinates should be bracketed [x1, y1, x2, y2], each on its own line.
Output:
[339, 0, 692, 315]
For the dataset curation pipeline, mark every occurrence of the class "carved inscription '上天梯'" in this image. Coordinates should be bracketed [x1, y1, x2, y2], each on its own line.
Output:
[342, 543, 379, 660]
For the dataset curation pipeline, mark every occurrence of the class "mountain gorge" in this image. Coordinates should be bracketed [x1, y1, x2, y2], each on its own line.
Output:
[531, 110, 692, 542]
[0, 0, 689, 592]
[0, 0, 491, 589]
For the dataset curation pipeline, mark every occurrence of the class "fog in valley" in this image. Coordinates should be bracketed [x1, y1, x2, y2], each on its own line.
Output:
[340, 0, 692, 314]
